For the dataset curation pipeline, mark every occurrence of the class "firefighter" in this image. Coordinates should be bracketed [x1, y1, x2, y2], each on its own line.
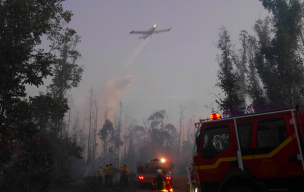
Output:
[109, 164, 113, 187]
[151, 169, 172, 192]
[119, 165, 125, 186]
[98, 166, 103, 186]
[104, 164, 109, 187]
[124, 165, 130, 186]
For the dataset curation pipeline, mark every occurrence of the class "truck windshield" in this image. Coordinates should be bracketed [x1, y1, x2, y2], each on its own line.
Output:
[202, 125, 230, 159]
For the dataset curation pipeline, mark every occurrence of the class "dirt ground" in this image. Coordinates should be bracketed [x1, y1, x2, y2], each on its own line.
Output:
[49, 175, 189, 192]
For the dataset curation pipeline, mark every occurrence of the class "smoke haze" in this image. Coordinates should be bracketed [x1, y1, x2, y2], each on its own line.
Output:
[95, 75, 134, 123]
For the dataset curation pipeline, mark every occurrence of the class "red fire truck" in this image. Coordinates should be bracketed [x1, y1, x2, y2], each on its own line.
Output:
[137, 158, 173, 187]
[187, 108, 304, 192]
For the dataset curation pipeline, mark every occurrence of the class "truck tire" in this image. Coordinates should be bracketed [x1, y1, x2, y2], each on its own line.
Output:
[226, 186, 255, 192]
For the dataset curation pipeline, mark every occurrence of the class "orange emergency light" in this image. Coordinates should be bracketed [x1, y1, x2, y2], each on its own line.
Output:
[209, 113, 221, 120]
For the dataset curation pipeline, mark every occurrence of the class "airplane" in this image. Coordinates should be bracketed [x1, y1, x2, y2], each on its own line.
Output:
[129, 24, 171, 39]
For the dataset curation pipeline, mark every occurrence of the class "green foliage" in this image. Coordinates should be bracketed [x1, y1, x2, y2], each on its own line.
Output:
[137, 110, 174, 159]
[51, 134, 82, 184]
[147, 110, 166, 129]
[99, 119, 114, 145]
[0, 0, 83, 190]
[29, 92, 69, 133]
[3, 133, 53, 191]
[47, 29, 83, 98]
[99, 119, 114, 163]
[164, 123, 179, 149]
[256, 0, 304, 108]
[214, 1, 304, 113]
[245, 34, 267, 112]
[0, 0, 74, 167]
[215, 26, 244, 116]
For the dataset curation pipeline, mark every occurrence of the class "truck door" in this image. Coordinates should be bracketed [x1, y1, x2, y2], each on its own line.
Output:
[199, 121, 238, 183]
[236, 121, 255, 175]
[252, 116, 290, 179]
[295, 110, 304, 164]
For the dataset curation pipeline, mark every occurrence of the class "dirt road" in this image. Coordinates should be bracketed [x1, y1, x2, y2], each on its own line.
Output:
[123, 175, 189, 192]
[49, 175, 189, 192]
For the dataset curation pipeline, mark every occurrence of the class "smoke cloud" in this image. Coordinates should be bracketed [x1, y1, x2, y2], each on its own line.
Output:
[94, 75, 134, 123]
[71, 75, 134, 135]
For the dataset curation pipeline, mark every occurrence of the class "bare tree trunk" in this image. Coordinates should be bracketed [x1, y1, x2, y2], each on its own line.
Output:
[67, 95, 74, 136]
[83, 108, 87, 162]
[178, 104, 185, 158]
[104, 101, 108, 163]
[118, 102, 127, 166]
[124, 114, 128, 159]
[93, 100, 98, 167]
[73, 110, 79, 144]
[87, 88, 94, 164]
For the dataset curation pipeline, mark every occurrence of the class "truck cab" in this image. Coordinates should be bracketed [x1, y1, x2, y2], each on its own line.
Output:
[190, 108, 304, 192]
[137, 158, 173, 187]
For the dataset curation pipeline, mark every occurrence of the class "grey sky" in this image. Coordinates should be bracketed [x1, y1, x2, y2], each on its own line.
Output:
[27, 0, 269, 131]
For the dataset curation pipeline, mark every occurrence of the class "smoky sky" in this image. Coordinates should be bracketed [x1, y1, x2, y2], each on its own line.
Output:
[27, 0, 270, 141]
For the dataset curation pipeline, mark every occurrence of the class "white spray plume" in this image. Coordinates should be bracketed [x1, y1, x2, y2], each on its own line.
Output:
[120, 38, 150, 75]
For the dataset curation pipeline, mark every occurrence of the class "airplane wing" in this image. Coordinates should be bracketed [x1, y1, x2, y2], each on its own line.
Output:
[129, 30, 149, 34]
[154, 28, 171, 33]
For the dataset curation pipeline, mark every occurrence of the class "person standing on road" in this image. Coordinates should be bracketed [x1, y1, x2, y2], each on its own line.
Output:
[98, 166, 103, 186]
[104, 164, 109, 187]
[151, 169, 172, 192]
[119, 165, 125, 186]
[109, 164, 113, 187]
[124, 165, 130, 186]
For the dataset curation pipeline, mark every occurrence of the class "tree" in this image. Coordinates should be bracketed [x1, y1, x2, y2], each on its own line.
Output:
[0, 0, 75, 171]
[232, 30, 248, 106]
[177, 104, 185, 158]
[99, 119, 114, 163]
[246, 33, 267, 112]
[147, 110, 167, 129]
[47, 28, 83, 98]
[113, 102, 125, 166]
[72, 110, 80, 144]
[147, 110, 169, 157]
[133, 125, 146, 156]
[215, 26, 244, 116]
[0, 1, 83, 189]
[164, 123, 178, 149]
[86, 88, 94, 164]
[28, 92, 69, 134]
[257, 0, 304, 108]
[164, 123, 179, 158]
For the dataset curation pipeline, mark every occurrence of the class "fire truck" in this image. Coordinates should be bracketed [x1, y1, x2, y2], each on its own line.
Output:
[137, 158, 173, 187]
[187, 108, 304, 192]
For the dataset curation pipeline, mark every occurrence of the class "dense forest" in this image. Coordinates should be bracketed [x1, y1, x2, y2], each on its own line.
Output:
[215, 0, 304, 115]
[1, 0, 304, 191]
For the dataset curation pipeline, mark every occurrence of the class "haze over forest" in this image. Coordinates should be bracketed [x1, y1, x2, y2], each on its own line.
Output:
[2, 0, 304, 191]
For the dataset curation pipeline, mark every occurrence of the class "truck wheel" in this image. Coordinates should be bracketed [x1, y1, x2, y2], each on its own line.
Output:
[226, 186, 255, 192]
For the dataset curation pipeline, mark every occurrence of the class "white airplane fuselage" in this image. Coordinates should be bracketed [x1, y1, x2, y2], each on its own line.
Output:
[130, 24, 171, 39]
